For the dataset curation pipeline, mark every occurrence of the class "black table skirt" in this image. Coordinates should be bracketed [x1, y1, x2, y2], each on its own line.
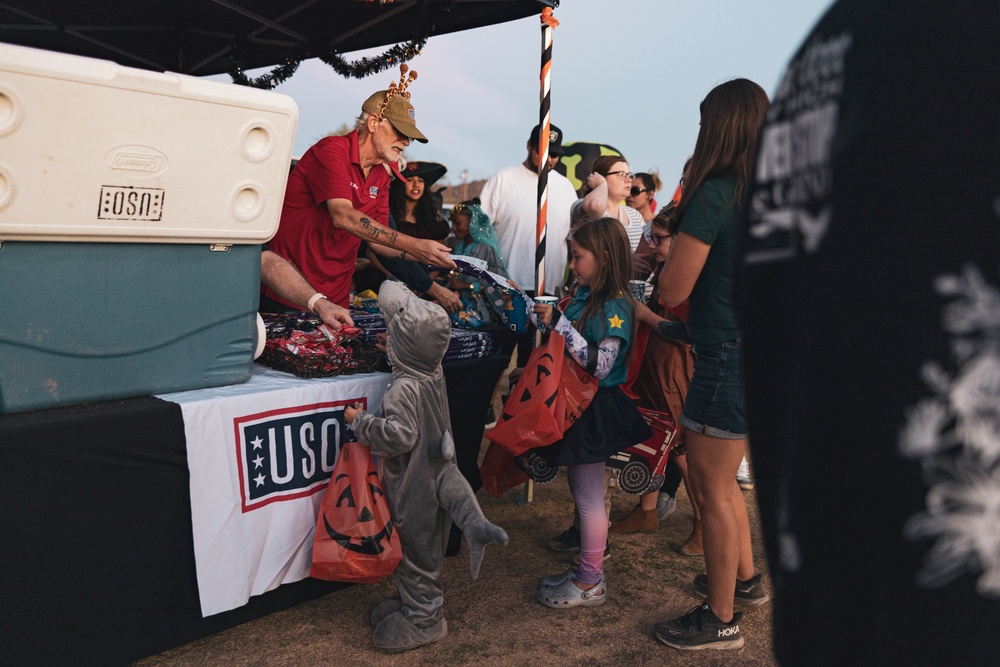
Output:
[0, 353, 509, 666]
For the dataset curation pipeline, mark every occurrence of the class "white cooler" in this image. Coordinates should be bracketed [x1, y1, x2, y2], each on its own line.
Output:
[0, 43, 299, 413]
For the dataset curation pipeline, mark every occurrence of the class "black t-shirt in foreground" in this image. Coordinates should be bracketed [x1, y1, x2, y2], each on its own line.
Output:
[738, 1, 1000, 664]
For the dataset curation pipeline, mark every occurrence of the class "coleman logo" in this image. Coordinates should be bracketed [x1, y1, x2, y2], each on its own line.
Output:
[112, 152, 162, 172]
[718, 625, 740, 637]
[105, 145, 169, 176]
[98, 186, 164, 221]
[234, 401, 364, 512]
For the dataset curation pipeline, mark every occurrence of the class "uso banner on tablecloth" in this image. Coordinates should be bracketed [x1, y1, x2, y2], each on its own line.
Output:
[160, 365, 391, 617]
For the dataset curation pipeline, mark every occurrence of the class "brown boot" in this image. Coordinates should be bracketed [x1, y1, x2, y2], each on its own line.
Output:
[678, 519, 703, 556]
[610, 504, 658, 534]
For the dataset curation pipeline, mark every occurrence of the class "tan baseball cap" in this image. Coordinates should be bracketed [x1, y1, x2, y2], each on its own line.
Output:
[361, 90, 428, 143]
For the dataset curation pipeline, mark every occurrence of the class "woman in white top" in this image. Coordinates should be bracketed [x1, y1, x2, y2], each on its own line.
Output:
[571, 155, 645, 252]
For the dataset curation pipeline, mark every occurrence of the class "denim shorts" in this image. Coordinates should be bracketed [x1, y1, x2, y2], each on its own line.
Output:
[679, 338, 748, 439]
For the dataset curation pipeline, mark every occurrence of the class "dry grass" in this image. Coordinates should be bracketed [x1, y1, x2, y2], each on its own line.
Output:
[135, 470, 776, 667]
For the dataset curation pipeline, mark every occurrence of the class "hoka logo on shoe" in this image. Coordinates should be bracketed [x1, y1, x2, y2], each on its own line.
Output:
[718, 625, 740, 637]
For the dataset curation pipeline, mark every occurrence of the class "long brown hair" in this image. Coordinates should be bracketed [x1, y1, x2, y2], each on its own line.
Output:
[675, 79, 769, 224]
[569, 217, 636, 349]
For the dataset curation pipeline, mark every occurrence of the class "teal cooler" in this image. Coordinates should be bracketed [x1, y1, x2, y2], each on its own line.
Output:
[0, 44, 298, 412]
[0, 242, 262, 412]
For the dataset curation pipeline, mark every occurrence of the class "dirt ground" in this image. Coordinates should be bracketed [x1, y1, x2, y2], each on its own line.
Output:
[134, 470, 776, 667]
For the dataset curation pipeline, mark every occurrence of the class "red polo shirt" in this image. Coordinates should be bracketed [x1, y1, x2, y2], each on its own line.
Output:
[263, 131, 392, 307]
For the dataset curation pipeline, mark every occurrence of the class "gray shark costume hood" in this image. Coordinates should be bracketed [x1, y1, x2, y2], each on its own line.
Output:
[379, 280, 451, 377]
[352, 279, 509, 653]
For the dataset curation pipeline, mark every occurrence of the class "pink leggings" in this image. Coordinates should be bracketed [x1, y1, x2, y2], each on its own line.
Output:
[569, 462, 607, 585]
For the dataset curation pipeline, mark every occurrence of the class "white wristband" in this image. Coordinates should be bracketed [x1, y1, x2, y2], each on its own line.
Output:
[307, 292, 327, 313]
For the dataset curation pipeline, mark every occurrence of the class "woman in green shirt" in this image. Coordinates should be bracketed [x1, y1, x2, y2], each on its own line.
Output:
[653, 79, 771, 651]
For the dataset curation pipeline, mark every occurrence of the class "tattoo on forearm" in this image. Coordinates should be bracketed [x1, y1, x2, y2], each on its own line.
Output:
[359, 217, 400, 247]
[360, 216, 381, 240]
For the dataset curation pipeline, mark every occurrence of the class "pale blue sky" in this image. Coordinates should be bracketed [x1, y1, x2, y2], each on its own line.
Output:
[231, 0, 835, 187]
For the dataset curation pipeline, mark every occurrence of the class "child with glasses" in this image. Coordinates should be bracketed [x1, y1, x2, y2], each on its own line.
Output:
[615, 204, 702, 553]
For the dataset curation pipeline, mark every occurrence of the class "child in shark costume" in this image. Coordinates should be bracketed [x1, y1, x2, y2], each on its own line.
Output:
[345, 280, 509, 653]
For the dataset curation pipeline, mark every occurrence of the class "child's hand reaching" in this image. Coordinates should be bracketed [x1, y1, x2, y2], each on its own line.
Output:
[343, 403, 363, 424]
[533, 302, 554, 328]
[635, 302, 659, 327]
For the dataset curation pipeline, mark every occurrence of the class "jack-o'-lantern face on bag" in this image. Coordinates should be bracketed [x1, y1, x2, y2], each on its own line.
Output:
[322, 464, 395, 555]
[500, 350, 559, 423]
[311, 441, 402, 584]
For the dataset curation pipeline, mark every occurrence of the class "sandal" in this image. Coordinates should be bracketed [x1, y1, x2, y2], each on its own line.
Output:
[678, 519, 703, 556]
[537, 576, 606, 608]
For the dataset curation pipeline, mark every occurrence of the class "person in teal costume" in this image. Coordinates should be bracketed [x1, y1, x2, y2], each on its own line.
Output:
[447, 201, 512, 327]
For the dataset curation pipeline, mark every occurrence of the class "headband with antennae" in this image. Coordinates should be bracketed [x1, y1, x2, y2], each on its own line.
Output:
[377, 64, 419, 120]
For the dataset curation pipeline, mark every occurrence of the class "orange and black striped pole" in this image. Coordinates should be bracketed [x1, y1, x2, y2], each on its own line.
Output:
[534, 7, 559, 298]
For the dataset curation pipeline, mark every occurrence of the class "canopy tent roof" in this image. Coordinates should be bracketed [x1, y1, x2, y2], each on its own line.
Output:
[0, 0, 554, 77]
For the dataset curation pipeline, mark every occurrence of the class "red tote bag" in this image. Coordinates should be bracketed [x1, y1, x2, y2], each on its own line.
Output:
[479, 440, 530, 498]
[310, 442, 402, 584]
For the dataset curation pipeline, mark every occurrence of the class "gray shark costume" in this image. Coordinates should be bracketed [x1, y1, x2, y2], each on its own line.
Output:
[351, 280, 509, 653]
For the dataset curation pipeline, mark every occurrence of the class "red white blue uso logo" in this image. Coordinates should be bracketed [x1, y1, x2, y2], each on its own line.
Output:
[233, 400, 364, 512]
[369, 186, 379, 197]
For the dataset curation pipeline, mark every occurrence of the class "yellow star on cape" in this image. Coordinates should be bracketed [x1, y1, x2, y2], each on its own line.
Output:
[608, 313, 625, 329]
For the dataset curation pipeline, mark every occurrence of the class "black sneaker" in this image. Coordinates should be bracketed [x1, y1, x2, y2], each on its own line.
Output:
[693, 573, 770, 608]
[654, 604, 744, 651]
[547, 526, 581, 552]
[570, 539, 612, 565]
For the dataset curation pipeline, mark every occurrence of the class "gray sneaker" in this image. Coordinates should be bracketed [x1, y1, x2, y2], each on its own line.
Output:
[693, 572, 770, 608]
[656, 492, 677, 522]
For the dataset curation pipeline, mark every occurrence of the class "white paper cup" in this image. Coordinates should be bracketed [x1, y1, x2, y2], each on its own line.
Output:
[534, 296, 558, 330]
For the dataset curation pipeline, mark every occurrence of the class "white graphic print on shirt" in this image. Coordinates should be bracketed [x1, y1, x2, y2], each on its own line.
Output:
[745, 33, 852, 265]
[898, 262, 1000, 598]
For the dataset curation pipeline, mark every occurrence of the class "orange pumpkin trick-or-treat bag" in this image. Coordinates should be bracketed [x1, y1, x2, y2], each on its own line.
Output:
[486, 332, 597, 456]
[310, 442, 402, 584]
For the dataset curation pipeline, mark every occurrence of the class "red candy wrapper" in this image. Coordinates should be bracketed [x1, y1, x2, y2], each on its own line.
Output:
[259, 314, 382, 378]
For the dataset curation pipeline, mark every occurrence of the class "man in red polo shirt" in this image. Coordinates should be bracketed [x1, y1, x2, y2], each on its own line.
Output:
[262, 84, 456, 310]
